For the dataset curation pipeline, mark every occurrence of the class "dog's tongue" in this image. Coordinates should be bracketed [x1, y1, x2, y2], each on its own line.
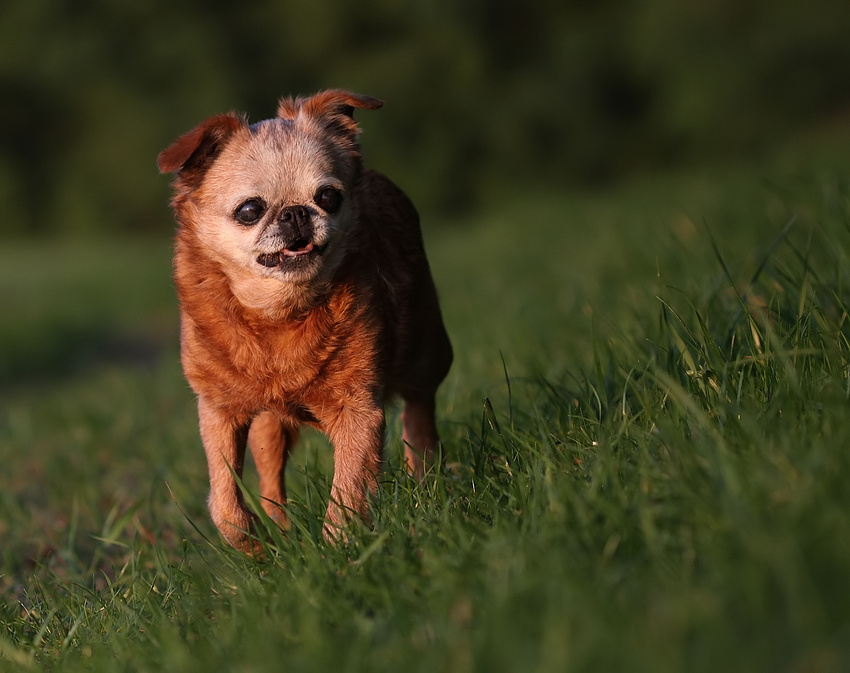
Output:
[257, 241, 315, 267]
[281, 241, 314, 257]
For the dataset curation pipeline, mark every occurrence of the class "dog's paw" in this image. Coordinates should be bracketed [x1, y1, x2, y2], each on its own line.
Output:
[211, 504, 262, 553]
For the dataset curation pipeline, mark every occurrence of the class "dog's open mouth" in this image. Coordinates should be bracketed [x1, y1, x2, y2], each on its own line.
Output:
[257, 241, 325, 268]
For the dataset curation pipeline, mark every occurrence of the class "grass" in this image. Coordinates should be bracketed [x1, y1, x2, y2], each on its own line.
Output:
[2, 134, 850, 671]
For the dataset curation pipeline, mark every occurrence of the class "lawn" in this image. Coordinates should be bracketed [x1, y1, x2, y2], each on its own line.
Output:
[1, 130, 850, 672]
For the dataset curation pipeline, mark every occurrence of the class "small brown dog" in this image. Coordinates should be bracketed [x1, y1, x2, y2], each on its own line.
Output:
[158, 90, 452, 551]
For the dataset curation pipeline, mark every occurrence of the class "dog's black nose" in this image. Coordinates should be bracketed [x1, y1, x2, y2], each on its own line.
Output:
[277, 205, 313, 243]
[279, 205, 310, 227]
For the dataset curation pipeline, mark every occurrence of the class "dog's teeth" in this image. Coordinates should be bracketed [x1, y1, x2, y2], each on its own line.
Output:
[258, 253, 281, 267]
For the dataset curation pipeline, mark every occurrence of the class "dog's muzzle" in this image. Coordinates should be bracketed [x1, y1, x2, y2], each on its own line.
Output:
[257, 205, 325, 268]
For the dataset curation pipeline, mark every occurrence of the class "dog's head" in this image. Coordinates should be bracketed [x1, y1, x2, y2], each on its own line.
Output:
[159, 90, 383, 288]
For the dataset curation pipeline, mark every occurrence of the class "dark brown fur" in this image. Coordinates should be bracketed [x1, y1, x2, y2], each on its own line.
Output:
[158, 91, 452, 550]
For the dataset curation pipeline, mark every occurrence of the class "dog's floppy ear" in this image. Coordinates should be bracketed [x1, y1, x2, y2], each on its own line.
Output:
[157, 113, 246, 176]
[278, 90, 383, 141]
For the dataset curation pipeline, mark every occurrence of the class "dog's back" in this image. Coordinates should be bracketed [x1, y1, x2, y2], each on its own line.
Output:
[352, 169, 453, 402]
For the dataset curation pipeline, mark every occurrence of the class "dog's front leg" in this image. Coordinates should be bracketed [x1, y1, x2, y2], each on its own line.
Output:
[319, 402, 385, 541]
[197, 396, 257, 552]
[248, 411, 297, 526]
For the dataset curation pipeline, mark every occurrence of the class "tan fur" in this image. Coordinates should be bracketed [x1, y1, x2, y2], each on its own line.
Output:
[158, 90, 452, 551]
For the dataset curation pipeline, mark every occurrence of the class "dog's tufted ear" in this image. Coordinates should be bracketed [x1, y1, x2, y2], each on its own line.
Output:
[157, 113, 246, 177]
[278, 89, 383, 119]
[277, 90, 383, 144]
[278, 90, 383, 122]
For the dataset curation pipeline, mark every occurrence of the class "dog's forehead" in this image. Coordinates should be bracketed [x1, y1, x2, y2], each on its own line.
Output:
[204, 119, 339, 202]
[247, 118, 331, 169]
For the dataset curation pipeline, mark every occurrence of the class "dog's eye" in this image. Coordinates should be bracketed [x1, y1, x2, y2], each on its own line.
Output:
[314, 187, 342, 214]
[234, 198, 266, 225]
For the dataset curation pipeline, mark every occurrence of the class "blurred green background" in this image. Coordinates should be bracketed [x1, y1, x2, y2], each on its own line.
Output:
[3, 5, 850, 668]
[2, 0, 850, 236]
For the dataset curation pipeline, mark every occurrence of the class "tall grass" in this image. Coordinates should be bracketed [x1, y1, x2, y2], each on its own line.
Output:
[2, 154, 850, 671]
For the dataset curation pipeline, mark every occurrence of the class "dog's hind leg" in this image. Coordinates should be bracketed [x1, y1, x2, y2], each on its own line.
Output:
[402, 395, 440, 480]
[248, 411, 297, 526]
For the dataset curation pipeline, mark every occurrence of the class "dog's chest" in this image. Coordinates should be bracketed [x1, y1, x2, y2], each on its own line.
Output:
[182, 292, 384, 417]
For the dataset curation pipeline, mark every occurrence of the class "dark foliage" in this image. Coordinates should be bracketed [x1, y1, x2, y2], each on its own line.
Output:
[1, 0, 849, 234]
